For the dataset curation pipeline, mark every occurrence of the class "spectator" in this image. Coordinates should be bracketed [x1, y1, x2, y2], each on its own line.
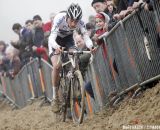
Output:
[11, 23, 33, 65]
[92, 12, 110, 45]
[32, 15, 49, 61]
[92, 12, 109, 59]
[88, 15, 96, 26]
[25, 20, 34, 31]
[43, 12, 56, 33]
[131, 0, 150, 10]
[0, 55, 5, 77]
[105, 0, 113, 6]
[32, 45, 48, 61]
[86, 22, 96, 39]
[32, 15, 45, 47]
[43, 13, 56, 49]
[91, 0, 107, 13]
[113, 0, 128, 13]
[73, 32, 92, 76]
[74, 32, 95, 99]
[11, 23, 22, 46]
[91, 0, 117, 30]
[0, 41, 7, 55]
[107, 3, 115, 18]
[91, 0, 116, 17]
[85, 82, 95, 99]
[144, 0, 153, 11]
[4, 47, 21, 79]
[113, 0, 137, 20]
[74, 32, 86, 50]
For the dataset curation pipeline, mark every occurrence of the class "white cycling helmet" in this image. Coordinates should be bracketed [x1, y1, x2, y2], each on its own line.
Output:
[67, 3, 82, 21]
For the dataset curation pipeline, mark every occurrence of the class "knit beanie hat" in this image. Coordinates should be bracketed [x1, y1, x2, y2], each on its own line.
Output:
[95, 13, 105, 21]
[91, 0, 105, 6]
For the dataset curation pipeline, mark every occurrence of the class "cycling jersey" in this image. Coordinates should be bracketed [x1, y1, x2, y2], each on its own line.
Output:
[48, 12, 93, 55]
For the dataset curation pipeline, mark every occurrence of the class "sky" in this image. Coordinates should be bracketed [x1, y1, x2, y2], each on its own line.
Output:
[0, 0, 96, 43]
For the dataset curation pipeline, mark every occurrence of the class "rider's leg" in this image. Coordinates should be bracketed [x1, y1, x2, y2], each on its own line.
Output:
[51, 54, 61, 113]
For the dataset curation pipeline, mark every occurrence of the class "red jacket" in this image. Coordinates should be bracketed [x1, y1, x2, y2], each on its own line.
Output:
[96, 29, 107, 59]
[42, 21, 52, 32]
[95, 29, 106, 45]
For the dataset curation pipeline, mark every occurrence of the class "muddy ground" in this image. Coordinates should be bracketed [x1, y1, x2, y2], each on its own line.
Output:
[0, 83, 160, 130]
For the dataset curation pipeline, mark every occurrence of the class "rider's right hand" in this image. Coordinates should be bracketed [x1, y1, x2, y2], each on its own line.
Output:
[55, 46, 63, 54]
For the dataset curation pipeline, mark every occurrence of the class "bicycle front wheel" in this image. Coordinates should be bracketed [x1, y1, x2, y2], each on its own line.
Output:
[58, 77, 69, 122]
[70, 70, 85, 124]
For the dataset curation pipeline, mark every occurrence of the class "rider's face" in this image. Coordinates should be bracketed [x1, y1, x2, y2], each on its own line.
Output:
[67, 18, 79, 29]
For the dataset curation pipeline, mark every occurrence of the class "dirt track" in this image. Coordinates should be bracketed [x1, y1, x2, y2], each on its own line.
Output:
[0, 83, 160, 130]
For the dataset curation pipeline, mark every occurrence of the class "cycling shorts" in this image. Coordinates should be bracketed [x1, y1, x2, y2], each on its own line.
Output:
[49, 35, 75, 57]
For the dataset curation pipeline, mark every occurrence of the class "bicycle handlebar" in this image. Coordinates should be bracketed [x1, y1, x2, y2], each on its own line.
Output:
[57, 50, 94, 66]
[62, 50, 91, 55]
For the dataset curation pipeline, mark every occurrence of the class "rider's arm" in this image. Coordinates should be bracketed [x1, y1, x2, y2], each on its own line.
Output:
[48, 14, 63, 49]
[48, 31, 59, 49]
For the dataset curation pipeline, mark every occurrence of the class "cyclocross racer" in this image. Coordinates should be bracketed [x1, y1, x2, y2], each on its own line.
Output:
[48, 3, 94, 113]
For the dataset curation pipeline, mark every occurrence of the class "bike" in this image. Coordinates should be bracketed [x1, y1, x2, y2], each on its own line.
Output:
[56, 49, 93, 124]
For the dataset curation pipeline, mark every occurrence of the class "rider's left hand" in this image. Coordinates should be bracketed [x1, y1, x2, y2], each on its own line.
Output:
[89, 46, 97, 53]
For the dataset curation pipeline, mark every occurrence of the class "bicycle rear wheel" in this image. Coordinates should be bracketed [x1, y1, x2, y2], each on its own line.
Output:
[70, 70, 85, 124]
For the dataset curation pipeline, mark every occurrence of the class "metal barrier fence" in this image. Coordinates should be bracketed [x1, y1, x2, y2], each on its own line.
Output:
[4, 77, 15, 104]
[40, 59, 53, 101]
[123, 8, 160, 82]
[0, 78, 4, 94]
[84, 1, 160, 112]
[0, 59, 44, 108]
[18, 66, 32, 103]
[0, 0, 160, 116]
[29, 60, 43, 97]
[0, 86, 2, 94]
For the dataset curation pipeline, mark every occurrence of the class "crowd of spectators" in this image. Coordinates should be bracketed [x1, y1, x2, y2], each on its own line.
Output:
[0, 0, 153, 80]
[0, 14, 53, 79]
